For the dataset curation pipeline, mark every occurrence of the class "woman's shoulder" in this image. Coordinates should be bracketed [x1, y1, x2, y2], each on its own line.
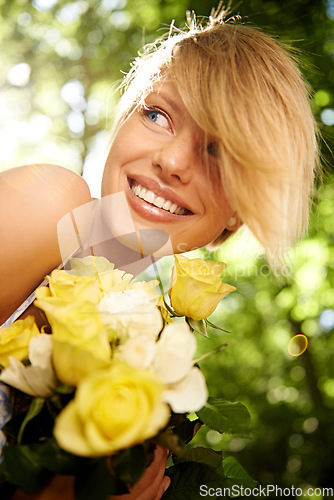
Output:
[1, 163, 91, 198]
[0, 164, 92, 324]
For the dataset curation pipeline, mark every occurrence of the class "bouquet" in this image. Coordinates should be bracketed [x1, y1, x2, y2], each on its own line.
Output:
[0, 255, 255, 499]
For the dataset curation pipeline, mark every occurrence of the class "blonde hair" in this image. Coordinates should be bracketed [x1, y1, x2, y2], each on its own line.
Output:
[110, 10, 320, 263]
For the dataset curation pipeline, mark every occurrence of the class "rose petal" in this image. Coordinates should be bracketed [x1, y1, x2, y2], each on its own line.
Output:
[163, 367, 208, 413]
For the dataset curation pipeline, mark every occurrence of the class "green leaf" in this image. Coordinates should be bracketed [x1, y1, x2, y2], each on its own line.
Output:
[38, 438, 86, 475]
[1, 439, 86, 494]
[163, 462, 224, 499]
[156, 428, 183, 455]
[52, 383, 75, 395]
[2, 443, 52, 494]
[187, 318, 208, 338]
[17, 398, 45, 444]
[75, 458, 117, 500]
[197, 398, 251, 434]
[112, 445, 146, 487]
[194, 344, 228, 364]
[176, 447, 222, 469]
[173, 417, 201, 445]
[222, 456, 257, 489]
[204, 318, 230, 333]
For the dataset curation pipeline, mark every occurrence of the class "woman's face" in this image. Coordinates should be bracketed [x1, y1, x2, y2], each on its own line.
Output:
[102, 80, 236, 253]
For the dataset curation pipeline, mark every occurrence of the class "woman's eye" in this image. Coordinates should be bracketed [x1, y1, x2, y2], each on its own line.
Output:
[144, 109, 170, 129]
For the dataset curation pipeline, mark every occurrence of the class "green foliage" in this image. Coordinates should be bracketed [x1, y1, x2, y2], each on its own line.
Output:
[187, 318, 209, 337]
[197, 398, 251, 435]
[164, 451, 257, 499]
[0, 438, 87, 495]
[163, 462, 224, 499]
[160, 399, 253, 496]
[1, 443, 53, 494]
[170, 415, 201, 445]
[0, 400, 253, 498]
[176, 447, 223, 469]
[17, 397, 44, 444]
[0, 437, 136, 499]
[222, 456, 257, 489]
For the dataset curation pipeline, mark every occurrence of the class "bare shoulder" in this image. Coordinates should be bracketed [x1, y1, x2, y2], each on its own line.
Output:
[0, 164, 92, 323]
[1, 163, 91, 202]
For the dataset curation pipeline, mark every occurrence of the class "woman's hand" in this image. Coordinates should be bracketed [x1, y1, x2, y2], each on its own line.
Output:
[111, 446, 170, 500]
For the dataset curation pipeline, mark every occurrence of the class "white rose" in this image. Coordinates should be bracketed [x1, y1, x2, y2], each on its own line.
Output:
[151, 323, 209, 413]
[163, 367, 208, 413]
[0, 334, 58, 397]
[153, 323, 196, 384]
[118, 335, 157, 369]
[98, 289, 163, 340]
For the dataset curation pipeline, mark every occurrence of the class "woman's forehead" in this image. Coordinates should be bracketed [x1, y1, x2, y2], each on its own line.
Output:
[146, 79, 184, 109]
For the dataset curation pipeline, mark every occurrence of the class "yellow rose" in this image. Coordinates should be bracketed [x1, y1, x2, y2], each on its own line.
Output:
[68, 256, 133, 296]
[69, 255, 117, 275]
[52, 340, 111, 387]
[0, 316, 39, 368]
[126, 280, 160, 299]
[34, 296, 112, 386]
[43, 269, 101, 304]
[169, 255, 236, 321]
[54, 363, 170, 456]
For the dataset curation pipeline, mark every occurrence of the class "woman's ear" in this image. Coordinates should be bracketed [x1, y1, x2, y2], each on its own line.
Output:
[226, 213, 242, 231]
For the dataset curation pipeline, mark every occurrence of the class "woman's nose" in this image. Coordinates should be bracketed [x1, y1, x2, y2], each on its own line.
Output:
[152, 133, 196, 184]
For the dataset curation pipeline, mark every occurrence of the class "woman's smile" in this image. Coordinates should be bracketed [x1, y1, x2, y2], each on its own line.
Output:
[126, 175, 194, 222]
[101, 80, 235, 252]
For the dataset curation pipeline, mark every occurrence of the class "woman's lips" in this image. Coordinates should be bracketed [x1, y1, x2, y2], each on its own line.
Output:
[126, 176, 194, 223]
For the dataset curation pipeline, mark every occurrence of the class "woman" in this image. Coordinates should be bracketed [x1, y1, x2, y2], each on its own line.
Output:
[1, 9, 319, 499]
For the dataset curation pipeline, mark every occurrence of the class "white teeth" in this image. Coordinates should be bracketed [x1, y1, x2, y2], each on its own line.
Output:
[131, 182, 188, 215]
[144, 191, 155, 203]
[169, 203, 178, 214]
[162, 200, 172, 211]
[154, 196, 165, 208]
[139, 186, 147, 197]
[133, 184, 141, 196]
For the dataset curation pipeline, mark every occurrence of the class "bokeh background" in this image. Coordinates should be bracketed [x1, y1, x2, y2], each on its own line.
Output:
[0, 0, 333, 497]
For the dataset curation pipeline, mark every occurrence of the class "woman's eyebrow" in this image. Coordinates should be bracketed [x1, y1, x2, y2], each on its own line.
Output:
[146, 91, 181, 114]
